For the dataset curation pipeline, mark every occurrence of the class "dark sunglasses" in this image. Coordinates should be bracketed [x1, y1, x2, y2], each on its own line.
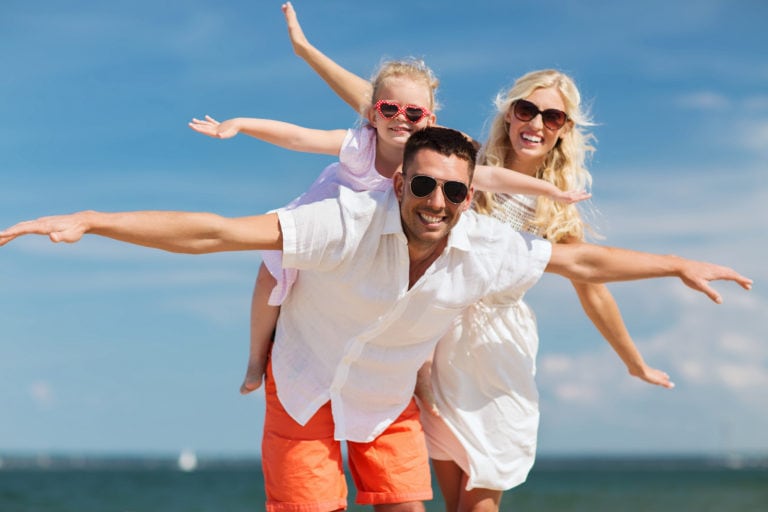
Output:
[409, 174, 469, 204]
[512, 99, 569, 130]
[374, 100, 432, 124]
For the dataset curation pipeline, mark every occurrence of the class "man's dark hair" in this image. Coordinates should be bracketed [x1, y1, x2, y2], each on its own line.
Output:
[402, 127, 477, 181]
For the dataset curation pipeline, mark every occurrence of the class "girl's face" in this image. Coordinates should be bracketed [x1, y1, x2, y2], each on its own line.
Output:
[503, 86, 571, 173]
[368, 76, 435, 149]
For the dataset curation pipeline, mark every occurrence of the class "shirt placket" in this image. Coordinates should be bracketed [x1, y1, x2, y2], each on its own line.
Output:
[329, 236, 416, 439]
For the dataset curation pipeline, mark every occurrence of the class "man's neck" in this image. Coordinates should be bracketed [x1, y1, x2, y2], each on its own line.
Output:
[407, 239, 447, 289]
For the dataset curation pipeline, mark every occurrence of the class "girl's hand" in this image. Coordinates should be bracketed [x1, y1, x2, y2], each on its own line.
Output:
[188, 115, 240, 139]
[282, 2, 310, 57]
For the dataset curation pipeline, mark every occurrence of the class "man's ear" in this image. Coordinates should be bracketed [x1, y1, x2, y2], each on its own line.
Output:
[462, 186, 474, 211]
[393, 171, 405, 201]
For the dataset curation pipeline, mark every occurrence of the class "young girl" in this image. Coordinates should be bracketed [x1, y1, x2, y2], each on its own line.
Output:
[189, 57, 588, 397]
[277, 3, 673, 511]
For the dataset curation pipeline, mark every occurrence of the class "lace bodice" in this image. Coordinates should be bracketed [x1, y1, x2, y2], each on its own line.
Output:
[480, 193, 542, 236]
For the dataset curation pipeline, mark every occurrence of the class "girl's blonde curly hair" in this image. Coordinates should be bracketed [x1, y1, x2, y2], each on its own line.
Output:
[369, 57, 440, 113]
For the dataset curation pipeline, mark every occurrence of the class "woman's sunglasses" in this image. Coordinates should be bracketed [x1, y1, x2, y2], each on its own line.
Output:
[512, 99, 569, 130]
[375, 100, 432, 124]
[409, 175, 469, 204]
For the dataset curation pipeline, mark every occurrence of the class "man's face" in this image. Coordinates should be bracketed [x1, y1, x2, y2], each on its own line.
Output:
[394, 149, 474, 255]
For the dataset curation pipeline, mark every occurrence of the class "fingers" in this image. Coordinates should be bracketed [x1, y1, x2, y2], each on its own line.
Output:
[652, 370, 674, 389]
[50, 226, 83, 244]
[188, 116, 221, 137]
[282, 0, 308, 51]
[282, 2, 296, 22]
[705, 268, 753, 300]
[683, 263, 753, 304]
[569, 191, 592, 204]
[556, 190, 591, 204]
[735, 274, 753, 290]
[0, 221, 43, 245]
[715, 265, 753, 291]
[0, 216, 86, 246]
[701, 282, 723, 304]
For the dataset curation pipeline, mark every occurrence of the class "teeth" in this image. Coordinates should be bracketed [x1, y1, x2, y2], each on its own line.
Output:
[522, 133, 542, 143]
[421, 213, 442, 223]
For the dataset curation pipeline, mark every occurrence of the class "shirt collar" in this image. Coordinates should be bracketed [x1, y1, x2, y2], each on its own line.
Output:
[446, 213, 472, 252]
[383, 189, 404, 235]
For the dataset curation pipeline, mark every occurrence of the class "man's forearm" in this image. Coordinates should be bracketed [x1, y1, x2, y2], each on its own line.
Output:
[549, 243, 680, 283]
[547, 242, 751, 304]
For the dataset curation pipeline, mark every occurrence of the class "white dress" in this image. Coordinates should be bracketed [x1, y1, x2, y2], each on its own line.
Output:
[260, 125, 390, 305]
[421, 192, 543, 491]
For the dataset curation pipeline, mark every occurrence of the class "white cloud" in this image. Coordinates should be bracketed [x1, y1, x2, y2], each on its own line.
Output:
[716, 363, 768, 390]
[29, 381, 54, 407]
[553, 382, 600, 404]
[741, 121, 768, 155]
[676, 92, 768, 113]
[717, 332, 765, 356]
[539, 354, 573, 374]
[676, 91, 730, 110]
[678, 360, 706, 384]
[744, 95, 768, 110]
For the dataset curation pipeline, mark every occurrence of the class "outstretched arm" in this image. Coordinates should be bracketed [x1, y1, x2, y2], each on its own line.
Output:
[0, 211, 283, 254]
[189, 115, 347, 155]
[282, 2, 372, 113]
[547, 242, 752, 304]
[474, 165, 591, 204]
[571, 280, 674, 388]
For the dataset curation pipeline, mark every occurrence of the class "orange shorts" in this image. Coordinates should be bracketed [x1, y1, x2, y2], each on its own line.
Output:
[261, 362, 432, 512]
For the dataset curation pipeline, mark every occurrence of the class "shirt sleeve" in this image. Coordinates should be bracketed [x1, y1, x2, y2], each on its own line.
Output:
[277, 196, 345, 272]
[482, 225, 552, 305]
[277, 188, 383, 273]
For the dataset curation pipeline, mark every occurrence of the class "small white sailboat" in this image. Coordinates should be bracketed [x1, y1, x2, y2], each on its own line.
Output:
[177, 448, 198, 472]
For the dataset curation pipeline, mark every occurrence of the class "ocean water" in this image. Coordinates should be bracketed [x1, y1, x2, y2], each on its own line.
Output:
[1, 456, 766, 512]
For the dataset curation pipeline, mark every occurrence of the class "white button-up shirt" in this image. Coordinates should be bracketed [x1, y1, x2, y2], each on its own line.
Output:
[274, 187, 551, 442]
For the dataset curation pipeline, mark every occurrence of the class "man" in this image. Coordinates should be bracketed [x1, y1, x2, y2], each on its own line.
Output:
[0, 127, 751, 512]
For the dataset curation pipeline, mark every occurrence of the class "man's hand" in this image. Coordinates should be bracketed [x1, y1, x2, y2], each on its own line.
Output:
[0, 212, 90, 246]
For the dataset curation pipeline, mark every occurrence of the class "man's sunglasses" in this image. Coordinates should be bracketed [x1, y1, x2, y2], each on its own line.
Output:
[512, 99, 569, 130]
[375, 100, 432, 124]
[409, 175, 469, 204]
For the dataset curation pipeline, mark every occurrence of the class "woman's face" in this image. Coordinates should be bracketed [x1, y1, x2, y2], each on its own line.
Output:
[504, 86, 570, 173]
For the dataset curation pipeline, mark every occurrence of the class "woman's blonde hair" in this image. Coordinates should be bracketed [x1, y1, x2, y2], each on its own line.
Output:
[476, 69, 596, 242]
[369, 57, 440, 112]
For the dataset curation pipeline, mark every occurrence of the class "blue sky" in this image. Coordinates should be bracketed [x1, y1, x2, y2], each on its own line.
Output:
[1, 0, 766, 459]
